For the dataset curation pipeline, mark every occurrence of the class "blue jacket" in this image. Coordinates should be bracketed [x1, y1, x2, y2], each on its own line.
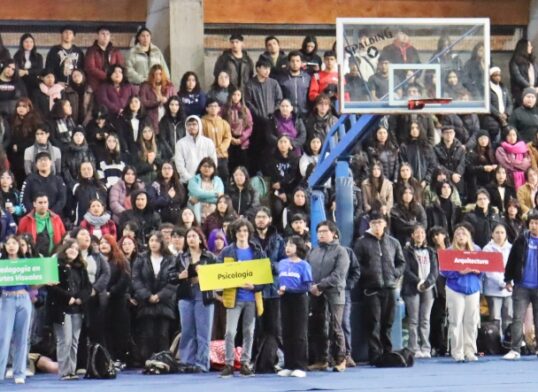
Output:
[187, 174, 225, 204]
[253, 226, 286, 299]
[441, 245, 483, 295]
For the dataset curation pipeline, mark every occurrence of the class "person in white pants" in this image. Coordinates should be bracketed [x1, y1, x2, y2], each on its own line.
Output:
[441, 223, 482, 362]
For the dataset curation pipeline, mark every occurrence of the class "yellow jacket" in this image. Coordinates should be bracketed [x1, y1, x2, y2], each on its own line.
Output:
[222, 256, 264, 316]
[201, 115, 232, 159]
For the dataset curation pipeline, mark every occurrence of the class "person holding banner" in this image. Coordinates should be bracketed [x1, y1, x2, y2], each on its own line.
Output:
[0, 235, 32, 384]
[168, 227, 217, 373]
[47, 239, 92, 380]
[218, 218, 266, 378]
[503, 212, 538, 360]
[441, 223, 482, 362]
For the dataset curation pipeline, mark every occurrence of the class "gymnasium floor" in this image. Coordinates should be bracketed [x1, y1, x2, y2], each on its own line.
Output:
[5, 356, 538, 392]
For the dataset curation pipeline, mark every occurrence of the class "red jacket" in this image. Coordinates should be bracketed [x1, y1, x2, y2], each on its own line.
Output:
[17, 210, 66, 246]
[308, 70, 349, 102]
[85, 41, 125, 92]
[79, 219, 117, 239]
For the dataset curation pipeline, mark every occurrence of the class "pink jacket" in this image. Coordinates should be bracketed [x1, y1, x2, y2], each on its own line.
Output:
[139, 82, 177, 132]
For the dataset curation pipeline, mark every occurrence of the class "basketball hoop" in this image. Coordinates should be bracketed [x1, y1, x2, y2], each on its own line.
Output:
[408, 98, 453, 110]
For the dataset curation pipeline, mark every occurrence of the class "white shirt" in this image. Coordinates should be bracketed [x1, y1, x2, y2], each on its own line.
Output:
[150, 254, 163, 277]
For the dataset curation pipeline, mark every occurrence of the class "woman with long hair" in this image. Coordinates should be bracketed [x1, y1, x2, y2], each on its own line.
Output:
[0, 235, 32, 385]
[187, 157, 224, 223]
[227, 165, 259, 218]
[402, 225, 438, 358]
[426, 180, 461, 237]
[158, 96, 185, 161]
[101, 234, 132, 363]
[139, 64, 176, 131]
[502, 198, 525, 243]
[109, 165, 145, 223]
[221, 87, 253, 171]
[97, 132, 127, 189]
[71, 161, 108, 225]
[169, 227, 217, 372]
[132, 231, 176, 361]
[178, 71, 207, 118]
[390, 184, 427, 246]
[486, 166, 517, 214]
[0, 169, 25, 221]
[178, 206, 200, 230]
[114, 95, 150, 156]
[0, 59, 27, 116]
[299, 35, 322, 74]
[148, 160, 187, 223]
[393, 162, 424, 206]
[62, 127, 96, 190]
[516, 167, 538, 217]
[207, 70, 235, 106]
[49, 98, 76, 153]
[495, 126, 531, 190]
[361, 160, 393, 216]
[398, 121, 436, 187]
[282, 187, 310, 231]
[266, 98, 306, 156]
[133, 125, 162, 184]
[441, 223, 482, 362]
[47, 239, 92, 380]
[202, 194, 238, 238]
[32, 68, 63, 120]
[13, 32, 43, 94]
[79, 198, 117, 239]
[64, 68, 93, 126]
[509, 39, 538, 106]
[462, 42, 486, 99]
[465, 130, 498, 201]
[95, 64, 136, 116]
[367, 126, 399, 183]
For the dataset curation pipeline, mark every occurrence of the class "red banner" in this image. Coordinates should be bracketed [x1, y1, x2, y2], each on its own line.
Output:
[438, 249, 505, 273]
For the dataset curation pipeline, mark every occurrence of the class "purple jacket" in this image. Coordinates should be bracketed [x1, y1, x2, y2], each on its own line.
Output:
[96, 83, 137, 116]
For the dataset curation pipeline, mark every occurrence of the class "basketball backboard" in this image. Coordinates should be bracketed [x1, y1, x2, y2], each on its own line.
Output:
[336, 18, 490, 114]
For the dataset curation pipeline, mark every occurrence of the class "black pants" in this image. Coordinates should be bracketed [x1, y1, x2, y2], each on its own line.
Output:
[87, 293, 108, 345]
[281, 292, 309, 370]
[308, 295, 346, 364]
[105, 295, 131, 361]
[247, 117, 269, 175]
[362, 287, 396, 363]
[228, 145, 249, 174]
[217, 158, 229, 186]
[253, 298, 282, 363]
[137, 317, 171, 361]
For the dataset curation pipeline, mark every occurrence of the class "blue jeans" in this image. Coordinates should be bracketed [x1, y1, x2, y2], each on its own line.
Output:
[0, 292, 32, 381]
[53, 313, 83, 377]
[178, 299, 214, 371]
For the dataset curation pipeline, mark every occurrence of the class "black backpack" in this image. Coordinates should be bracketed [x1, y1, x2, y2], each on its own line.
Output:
[254, 334, 279, 373]
[85, 343, 117, 379]
[143, 351, 180, 375]
[374, 348, 415, 368]
[477, 320, 502, 355]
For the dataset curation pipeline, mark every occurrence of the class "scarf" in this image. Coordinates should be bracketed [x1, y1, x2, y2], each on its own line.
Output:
[39, 83, 64, 110]
[500, 141, 528, 156]
[83, 211, 111, 228]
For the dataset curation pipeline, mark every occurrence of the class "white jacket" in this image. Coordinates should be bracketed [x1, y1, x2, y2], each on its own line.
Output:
[482, 240, 512, 297]
[174, 116, 218, 183]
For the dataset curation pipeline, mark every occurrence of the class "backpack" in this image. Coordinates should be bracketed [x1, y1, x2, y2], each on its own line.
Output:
[143, 351, 180, 375]
[85, 343, 117, 379]
[253, 334, 279, 373]
[374, 348, 415, 368]
[250, 176, 270, 206]
[477, 320, 501, 355]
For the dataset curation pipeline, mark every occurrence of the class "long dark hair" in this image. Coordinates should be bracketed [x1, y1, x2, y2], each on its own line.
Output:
[397, 184, 421, 214]
[11, 97, 42, 139]
[184, 226, 208, 252]
[368, 160, 385, 195]
[301, 35, 318, 54]
[13, 33, 38, 67]
[122, 95, 145, 119]
[163, 95, 185, 122]
[222, 87, 250, 128]
[286, 235, 308, 259]
[512, 39, 535, 64]
[56, 239, 85, 267]
[179, 71, 201, 94]
[1, 234, 24, 259]
[106, 64, 128, 85]
[147, 230, 171, 257]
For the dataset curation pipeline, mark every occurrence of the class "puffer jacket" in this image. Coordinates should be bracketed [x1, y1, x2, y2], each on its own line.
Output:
[126, 44, 170, 85]
[71, 178, 108, 225]
[118, 189, 161, 246]
[213, 49, 254, 91]
[61, 142, 96, 189]
[463, 206, 502, 248]
[308, 240, 350, 305]
[84, 41, 125, 91]
[398, 140, 437, 184]
[353, 230, 405, 291]
[401, 244, 438, 297]
[390, 203, 427, 247]
[228, 184, 259, 217]
[132, 252, 176, 319]
[158, 115, 185, 160]
[482, 240, 512, 297]
[367, 145, 399, 183]
[168, 249, 217, 305]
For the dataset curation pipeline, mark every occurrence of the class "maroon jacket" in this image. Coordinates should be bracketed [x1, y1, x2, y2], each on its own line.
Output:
[139, 82, 176, 131]
[85, 41, 125, 92]
[96, 83, 137, 116]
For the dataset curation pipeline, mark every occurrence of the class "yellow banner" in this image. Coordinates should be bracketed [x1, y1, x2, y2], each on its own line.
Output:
[198, 258, 274, 291]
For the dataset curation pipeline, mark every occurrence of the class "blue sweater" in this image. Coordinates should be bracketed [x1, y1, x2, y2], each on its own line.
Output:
[441, 245, 483, 295]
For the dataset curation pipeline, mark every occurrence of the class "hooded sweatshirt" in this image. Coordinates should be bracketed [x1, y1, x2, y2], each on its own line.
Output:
[174, 115, 218, 183]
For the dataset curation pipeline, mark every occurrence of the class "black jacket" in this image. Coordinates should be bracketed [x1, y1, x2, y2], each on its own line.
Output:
[509, 105, 538, 143]
[132, 252, 176, 320]
[213, 49, 254, 91]
[106, 259, 131, 299]
[45, 44, 85, 84]
[401, 244, 438, 297]
[509, 57, 538, 105]
[505, 230, 535, 284]
[354, 231, 405, 291]
[118, 190, 161, 246]
[390, 203, 427, 246]
[62, 142, 96, 190]
[398, 140, 436, 184]
[426, 200, 461, 237]
[463, 206, 502, 248]
[262, 151, 300, 196]
[367, 144, 399, 183]
[344, 246, 361, 291]
[21, 172, 67, 216]
[228, 184, 259, 218]
[168, 249, 217, 305]
[72, 179, 108, 225]
[46, 258, 92, 324]
[433, 140, 466, 177]
[485, 184, 517, 214]
[158, 115, 185, 161]
[147, 180, 187, 224]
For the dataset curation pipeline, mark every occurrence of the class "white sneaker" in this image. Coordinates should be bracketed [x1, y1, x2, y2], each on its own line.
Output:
[5, 368, 13, 379]
[290, 369, 306, 378]
[421, 350, 431, 359]
[452, 354, 465, 362]
[465, 354, 478, 362]
[414, 351, 425, 359]
[14, 378, 25, 384]
[277, 369, 292, 377]
[503, 350, 521, 360]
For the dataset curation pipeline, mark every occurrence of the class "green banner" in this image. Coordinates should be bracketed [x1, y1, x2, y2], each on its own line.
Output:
[0, 257, 59, 286]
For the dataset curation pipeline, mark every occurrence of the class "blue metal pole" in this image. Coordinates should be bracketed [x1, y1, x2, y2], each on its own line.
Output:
[335, 161, 354, 247]
[310, 190, 327, 247]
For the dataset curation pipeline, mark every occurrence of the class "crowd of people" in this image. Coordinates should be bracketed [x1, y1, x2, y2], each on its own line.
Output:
[0, 23, 538, 386]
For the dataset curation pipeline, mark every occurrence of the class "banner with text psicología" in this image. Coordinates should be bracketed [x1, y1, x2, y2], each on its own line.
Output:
[198, 258, 274, 291]
[0, 257, 59, 286]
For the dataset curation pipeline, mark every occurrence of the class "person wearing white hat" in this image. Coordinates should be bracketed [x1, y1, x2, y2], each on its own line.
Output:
[480, 66, 513, 144]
